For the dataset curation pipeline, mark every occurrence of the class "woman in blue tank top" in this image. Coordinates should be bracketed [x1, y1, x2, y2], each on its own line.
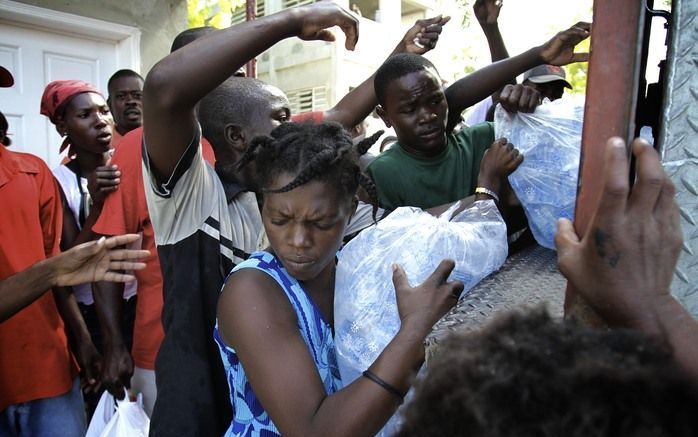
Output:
[215, 122, 463, 436]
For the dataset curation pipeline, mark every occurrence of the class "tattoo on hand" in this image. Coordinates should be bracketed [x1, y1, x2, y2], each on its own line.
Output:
[594, 228, 621, 268]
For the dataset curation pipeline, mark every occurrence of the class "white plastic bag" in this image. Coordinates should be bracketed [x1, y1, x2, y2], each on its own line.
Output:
[86, 390, 150, 437]
[85, 390, 116, 437]
[494, 97, 584, 249]
[334, 200, 508, 435]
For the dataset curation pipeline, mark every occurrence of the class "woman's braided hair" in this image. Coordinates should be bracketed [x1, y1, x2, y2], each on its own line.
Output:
[236, 121, 382, 214]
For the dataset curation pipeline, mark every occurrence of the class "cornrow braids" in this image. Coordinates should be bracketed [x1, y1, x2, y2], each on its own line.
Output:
[265, 148, 338, 193]
[239, 122, 381, 207]
[355, 130, 384, 156]
[357, 172, 380, 219]
[269, 120, 306, 140]
[234, 134, 270, 172]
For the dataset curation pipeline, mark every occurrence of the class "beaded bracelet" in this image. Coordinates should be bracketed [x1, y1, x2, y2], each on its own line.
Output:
[362, 370, 405, 403]
[475, 186, 500, 203]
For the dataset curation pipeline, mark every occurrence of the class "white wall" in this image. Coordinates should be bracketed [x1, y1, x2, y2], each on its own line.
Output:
[12, 0, 188, 75]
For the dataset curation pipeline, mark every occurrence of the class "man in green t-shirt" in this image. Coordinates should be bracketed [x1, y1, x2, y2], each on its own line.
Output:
[368, 22, 591, 210]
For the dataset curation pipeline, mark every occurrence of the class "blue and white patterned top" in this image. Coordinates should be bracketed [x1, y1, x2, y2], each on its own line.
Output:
[214, 251, 342, 437]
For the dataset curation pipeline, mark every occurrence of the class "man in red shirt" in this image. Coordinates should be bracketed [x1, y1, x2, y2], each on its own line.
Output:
[1, 65, 87, 435]
[0, 135, 84, 436]
[91, 127, 163, 416]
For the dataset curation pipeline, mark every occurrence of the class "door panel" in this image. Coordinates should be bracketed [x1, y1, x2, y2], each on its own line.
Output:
[0, 22, 117, 168]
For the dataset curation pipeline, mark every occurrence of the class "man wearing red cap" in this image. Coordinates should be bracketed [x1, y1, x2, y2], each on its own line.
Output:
[0, 73, 87, 436]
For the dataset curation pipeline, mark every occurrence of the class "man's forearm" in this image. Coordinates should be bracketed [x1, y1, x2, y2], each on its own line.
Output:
[144, 8, 309, 178]
[482, 23, 509, 62]
[53, 286, 93, 347]
[325, 26, 437, 130]
[323, 73, 377, 131]
[445, 46, 542, 130]
[0, 258, 62, 322]
[92, 280, 126, 349]
[146, 10, 301, 111]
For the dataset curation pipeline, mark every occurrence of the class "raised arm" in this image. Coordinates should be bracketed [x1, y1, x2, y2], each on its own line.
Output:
[474, 0, 508, 62]
[324, 15, 450, 130]
[445, 22, 590, 131]
[556, 138, 698, 384]
[143, 2, 359, 180]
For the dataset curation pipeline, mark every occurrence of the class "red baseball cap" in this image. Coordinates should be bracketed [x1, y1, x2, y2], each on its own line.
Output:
[0, 66, 14, 88]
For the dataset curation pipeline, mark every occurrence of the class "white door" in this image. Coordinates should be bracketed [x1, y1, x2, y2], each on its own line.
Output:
[0, 1, 140, 169]
[0, 23, 121, 168]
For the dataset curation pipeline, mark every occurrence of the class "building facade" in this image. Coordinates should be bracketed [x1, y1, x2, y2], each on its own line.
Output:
[235, 0, 438, 116]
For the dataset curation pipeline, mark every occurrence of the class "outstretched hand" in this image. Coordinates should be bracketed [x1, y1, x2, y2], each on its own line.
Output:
[54, 234, 149, 287]
[398, 15, 451, 55]
[539, 22, 590, 66]
[295, 2, 359, 50]
[556, 138, 682, 329]
[474, 0, 503, 26]
[393, 260, 464, 335]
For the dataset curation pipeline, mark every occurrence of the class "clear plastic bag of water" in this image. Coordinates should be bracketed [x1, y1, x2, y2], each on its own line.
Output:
[334, 200, 508, 435]
[494, 97, 584, 249]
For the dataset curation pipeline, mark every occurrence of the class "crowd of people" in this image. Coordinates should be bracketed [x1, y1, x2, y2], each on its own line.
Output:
[1, 1, 696, 436]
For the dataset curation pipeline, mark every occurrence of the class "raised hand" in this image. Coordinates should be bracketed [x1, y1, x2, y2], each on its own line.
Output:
[474, 0, 503, 26]
[295, 2, 359, 50]
[54, 234, 149, 287]
[393, 260, 464, 335]
[399, 15, 451, 54]
[539, 22, 591, 66]
[499, 83, 542, 113]
[555, 138, 682, 329]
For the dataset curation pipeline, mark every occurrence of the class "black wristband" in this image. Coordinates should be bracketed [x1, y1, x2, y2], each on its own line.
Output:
[362, 370, 405, 403]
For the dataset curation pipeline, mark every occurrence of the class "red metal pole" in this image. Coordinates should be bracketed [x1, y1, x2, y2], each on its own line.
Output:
[564, 0, 645, 323]
[245, 0, 257, 78]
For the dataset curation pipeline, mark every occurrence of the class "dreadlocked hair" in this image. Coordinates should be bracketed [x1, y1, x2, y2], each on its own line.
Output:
[236, 121, 381, 213]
